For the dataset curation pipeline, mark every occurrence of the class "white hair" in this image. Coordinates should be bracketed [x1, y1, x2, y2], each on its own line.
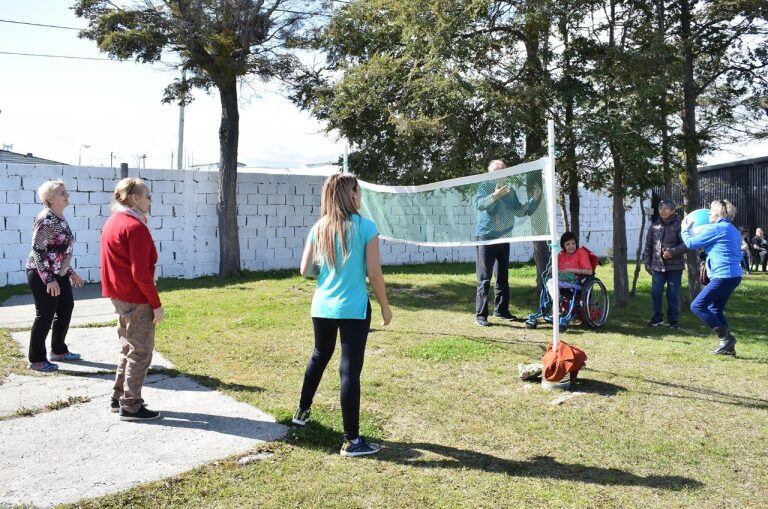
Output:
[37, 180, 67, 207]
[710, 199, 736, 221]
[487, 160, 506, 172]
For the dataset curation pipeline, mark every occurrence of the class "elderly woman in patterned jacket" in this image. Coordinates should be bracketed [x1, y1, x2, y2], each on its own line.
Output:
[25, 180, 85, 372]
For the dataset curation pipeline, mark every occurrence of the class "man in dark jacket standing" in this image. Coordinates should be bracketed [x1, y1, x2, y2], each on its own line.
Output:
[644, 199, 688, 329]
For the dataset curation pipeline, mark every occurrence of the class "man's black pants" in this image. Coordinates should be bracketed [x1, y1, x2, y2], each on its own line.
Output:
[476, 243, 510, 319]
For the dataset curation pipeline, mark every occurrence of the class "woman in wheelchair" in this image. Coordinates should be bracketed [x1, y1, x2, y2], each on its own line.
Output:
[546, 232, 593, 298]
[526, 232, 609, 330]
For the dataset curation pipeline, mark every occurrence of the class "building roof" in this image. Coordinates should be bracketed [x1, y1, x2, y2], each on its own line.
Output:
[698, 155, 768, 173]
[0, 149, 68, 165]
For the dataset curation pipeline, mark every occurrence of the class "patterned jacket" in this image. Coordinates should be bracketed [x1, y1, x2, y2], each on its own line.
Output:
[643, 215, 687, 272]
[26, 210, 74, 284]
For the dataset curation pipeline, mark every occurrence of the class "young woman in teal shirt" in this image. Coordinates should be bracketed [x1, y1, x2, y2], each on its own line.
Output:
[294, 173, 392, 457]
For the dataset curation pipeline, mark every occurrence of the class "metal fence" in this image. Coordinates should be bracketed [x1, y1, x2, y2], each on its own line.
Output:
[653, 156, 768, 235]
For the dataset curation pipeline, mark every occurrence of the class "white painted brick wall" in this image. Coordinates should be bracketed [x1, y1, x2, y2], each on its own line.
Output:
[0, 163, 645, 287]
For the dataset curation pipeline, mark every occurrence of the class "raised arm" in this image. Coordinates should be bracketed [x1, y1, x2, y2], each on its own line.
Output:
[682, 223, 720, 250]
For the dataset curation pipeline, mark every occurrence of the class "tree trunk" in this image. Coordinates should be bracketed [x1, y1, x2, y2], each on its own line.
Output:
[658, 0, 673, 198]
[521, 11, 549, 294]
[559, 5, 580, 240]
[217, 78, 242, 276]
[529, 127, 548, 293]
[630, 195, 646, 296]
[610, 144, 630, 307]
[559, 198, 570, 232]
[564, 94, 580, 240]
[680, 0, 701, 299]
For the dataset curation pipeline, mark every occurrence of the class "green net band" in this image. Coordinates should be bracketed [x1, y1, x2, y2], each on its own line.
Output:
[358, 158, 551, 247]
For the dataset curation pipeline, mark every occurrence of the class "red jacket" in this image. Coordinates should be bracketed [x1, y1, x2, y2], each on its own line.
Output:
[100, 211, 161, 309]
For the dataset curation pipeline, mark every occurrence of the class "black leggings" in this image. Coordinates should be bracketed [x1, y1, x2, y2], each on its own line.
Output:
[26, 269, 74, 363]
[299, 302, 371, 441]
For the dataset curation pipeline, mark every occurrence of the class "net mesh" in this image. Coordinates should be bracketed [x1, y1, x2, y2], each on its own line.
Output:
[358, 158, 550, 247]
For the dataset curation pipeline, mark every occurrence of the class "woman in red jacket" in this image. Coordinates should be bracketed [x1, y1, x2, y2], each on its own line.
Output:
[546, 231, 594, 298]
[101, 177, 164, 421]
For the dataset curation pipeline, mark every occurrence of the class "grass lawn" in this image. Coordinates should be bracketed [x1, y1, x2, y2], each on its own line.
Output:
[3, 264, 768, 508]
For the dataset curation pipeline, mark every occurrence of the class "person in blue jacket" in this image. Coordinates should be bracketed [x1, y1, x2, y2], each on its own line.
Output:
[682, 199, 742, 356]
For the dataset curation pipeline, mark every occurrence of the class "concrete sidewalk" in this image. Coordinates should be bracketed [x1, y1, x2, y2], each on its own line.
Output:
[0, 289, 286, 508]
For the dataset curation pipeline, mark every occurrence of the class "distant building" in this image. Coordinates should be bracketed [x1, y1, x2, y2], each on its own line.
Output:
[0, 149, 68, 165]
[654, 155, 768, 234]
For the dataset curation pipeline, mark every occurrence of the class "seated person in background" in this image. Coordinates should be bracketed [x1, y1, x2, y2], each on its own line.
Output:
[546, 231, 594, 299]
[740, 229, 751, 275]
[753, 227, 767, 272]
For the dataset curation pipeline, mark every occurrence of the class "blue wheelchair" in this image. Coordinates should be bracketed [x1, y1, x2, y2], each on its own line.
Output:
[524, 247, 609, 332]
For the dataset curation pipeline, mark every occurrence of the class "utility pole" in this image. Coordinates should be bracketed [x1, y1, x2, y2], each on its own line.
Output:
[141, 154, 147, 169]
[110, 151, 114, 168]
[78, 144, 90, 166]
[177, 70, 186, 170]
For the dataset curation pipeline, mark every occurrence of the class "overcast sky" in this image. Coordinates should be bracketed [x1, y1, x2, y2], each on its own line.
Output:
[1, 1, 765, 171]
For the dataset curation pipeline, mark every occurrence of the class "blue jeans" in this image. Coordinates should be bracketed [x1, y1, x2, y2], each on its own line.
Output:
[651, 270, 682, 325]
[740, 252, 750, 273]
[690, 277, 742, 330]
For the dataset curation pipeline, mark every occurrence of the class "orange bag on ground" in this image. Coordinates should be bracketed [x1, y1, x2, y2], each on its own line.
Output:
[541, 341, 588, 382]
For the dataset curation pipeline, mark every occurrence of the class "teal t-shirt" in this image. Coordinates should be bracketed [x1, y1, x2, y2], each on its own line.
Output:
[309, 214, 379, 319]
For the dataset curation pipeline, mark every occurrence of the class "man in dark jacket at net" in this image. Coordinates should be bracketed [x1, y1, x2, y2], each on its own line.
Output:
[644, 199, 688, 329]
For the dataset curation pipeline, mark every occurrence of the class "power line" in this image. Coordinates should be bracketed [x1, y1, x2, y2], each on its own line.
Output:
[0, 18, 82, 31]
[0, 50, 115, 61]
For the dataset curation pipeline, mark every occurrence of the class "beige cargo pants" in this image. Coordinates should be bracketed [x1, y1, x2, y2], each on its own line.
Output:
[111, 299, 156, 413]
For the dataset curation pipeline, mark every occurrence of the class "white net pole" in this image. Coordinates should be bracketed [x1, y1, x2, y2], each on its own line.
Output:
[546, 119, 560, 351]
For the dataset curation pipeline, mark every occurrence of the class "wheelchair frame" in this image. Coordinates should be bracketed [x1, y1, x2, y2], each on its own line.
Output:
[525, 274, 609, 331]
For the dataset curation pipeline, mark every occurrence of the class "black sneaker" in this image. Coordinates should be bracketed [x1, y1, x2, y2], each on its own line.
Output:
[340, 437, 381, 457]
[668, 322, 680, 330]
[119, 405, 161, 421]
[292, 408, 310, 426]
[648, 319, 664, 327]
[110, 397, 120, 413]
[475, 317, 491, 327]
[492, 311, 518, 321]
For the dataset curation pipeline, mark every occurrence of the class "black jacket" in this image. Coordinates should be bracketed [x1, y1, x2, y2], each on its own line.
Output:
[644, 215, 688, 272]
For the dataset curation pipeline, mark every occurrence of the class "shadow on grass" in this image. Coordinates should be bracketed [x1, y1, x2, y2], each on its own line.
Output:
[289, 423, 701, 491]
[386, 282, 473, 313]
[137, 410, 284, 441]
[572, 377, 628, 396]
[372, 327, 549, 347]
[153, 368, 266, 395]
[593, 369, 768, 410]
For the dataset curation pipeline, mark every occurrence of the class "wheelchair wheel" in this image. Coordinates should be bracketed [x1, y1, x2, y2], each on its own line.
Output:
[580, 277, 609, 327]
